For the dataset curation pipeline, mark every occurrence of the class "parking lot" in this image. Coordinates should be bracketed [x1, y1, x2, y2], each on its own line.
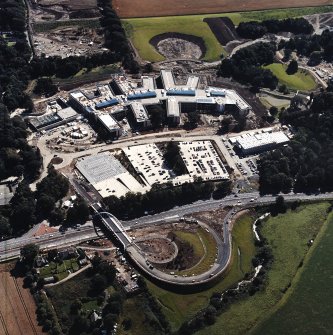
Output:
[123, 143, 175, 186]
[178, 141, 229, 181]
[221, 137, 259, 178]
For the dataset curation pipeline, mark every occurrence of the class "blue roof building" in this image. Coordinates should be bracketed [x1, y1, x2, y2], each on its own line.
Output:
[127, 91, 157, 100]
[95, 99, 119, 109]
[166, 89, 196, 97]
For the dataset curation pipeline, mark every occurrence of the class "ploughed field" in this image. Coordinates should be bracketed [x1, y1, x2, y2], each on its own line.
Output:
[0, 271, 43, 335]
[113, 0, 332, 18]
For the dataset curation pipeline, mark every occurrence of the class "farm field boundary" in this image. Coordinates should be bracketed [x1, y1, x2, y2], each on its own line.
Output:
[115, 0, 333, 19]
[123, 6, 333, 62]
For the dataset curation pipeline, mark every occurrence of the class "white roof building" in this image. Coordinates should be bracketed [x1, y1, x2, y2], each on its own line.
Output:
[76, 153, 146, 198]
[235, 131, 290, 154]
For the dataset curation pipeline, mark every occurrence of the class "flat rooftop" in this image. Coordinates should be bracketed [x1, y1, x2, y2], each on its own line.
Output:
[178, 141, 229, 181]
[142, 76, 155, 90]
[123, 144, 175, 186]
[167, 98, 180, 118]
[123, 141, 229, 188]
[76, 153, 145, 198]
[236, 131, 290, 150]
[98, 114, 120, 131]
[76, 153, 126, 184]
[130, 102, 150, 122]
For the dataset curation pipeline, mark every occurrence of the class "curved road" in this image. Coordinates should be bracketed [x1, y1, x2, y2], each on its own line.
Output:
[1, 191, 333, 286]
[91, 191, 333, 287]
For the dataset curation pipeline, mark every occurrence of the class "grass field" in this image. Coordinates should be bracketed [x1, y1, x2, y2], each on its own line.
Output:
[117, 295, 159, 335]
[147, 213, 256, 331]
[252, 210, 333, 335]
[197, 202, 331, 335]
[263, 63, 318, 91]
[124, 6, 333, 62]
[124, 16, 225, 62]
[173, 227, 217, 276]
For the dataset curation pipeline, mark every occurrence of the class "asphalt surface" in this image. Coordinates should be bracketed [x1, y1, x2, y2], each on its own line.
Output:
[1, 191, 333, 286]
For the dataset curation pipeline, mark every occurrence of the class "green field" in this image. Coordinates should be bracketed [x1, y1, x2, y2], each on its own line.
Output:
[263, 63, 318, 91]
[147, 213, 256, 331]
[197, 202, 331, 335]
[124, 16, 225, 62]
[173, 227, 217, 276]
[253, 210, 333, 335]
[123, 6, 333, 62]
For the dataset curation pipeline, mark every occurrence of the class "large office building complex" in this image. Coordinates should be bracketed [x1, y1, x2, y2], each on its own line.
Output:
[60, 70, 252, 138]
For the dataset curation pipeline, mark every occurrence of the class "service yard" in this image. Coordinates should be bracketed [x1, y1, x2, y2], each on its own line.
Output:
[0, 268, 43, 335]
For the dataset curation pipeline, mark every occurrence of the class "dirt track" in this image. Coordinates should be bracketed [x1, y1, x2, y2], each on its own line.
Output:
[0, 272, 43, 335]
[113, 0, 332, 18]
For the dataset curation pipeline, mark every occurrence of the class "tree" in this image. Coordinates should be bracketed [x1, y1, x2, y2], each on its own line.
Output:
[36, 194, 56, 218]
[90, 274, 107, 293]
[67, 197, 89, 223]
[49, 208, 65, 226]
[21, 244, 39, 270]
[103, 313, 118, 331]
[70, 299, 82, 314]
[286, 59, 298, 75]
[122, 318, 132, 330]
[269, 106, 279, 117]
[33, 78, 58, 96]
[274, 195, 287, 214]
[185, 112, 201, 129]
[0, 215, 11, 237]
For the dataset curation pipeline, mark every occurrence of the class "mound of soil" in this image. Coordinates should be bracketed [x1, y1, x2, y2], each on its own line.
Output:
[204, 17, 239, 45]
[150, 33, 206, 59]
[50, 156, 63, 165]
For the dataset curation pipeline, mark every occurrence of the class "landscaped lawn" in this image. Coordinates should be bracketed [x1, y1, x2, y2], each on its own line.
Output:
[173, 227, 217, 276]
[146, 212, 256, 331]
[263, 63, 317, 91]
[39, 258, 80, 281]
[123, 6, 333, 62]
[123, 16, 225, 62]
[252, 209, 333, 335]
[197, 202, 331, 335]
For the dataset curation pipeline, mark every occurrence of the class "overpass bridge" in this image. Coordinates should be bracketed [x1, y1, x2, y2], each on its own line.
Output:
[90, 202, 232, 288]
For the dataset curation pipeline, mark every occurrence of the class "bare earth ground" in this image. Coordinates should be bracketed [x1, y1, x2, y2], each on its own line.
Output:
[156, 38, 203, 59]
[0, 265, 43, 335]
[37, 0, 97, 11]
[113, 0, 332, 18]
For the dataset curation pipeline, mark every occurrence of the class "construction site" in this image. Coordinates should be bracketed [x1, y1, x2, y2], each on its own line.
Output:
[28, 0, 104, 58]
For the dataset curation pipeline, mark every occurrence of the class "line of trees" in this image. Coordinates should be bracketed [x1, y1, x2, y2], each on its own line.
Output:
[104, 178, 232, 219]
[98, 0, 139, 73]
[163, 142, 187, 175]
[278, 29, 333, 65]
[218, 42, 278, 90]
[105, 181, 214, 219]
[237, 17, 313, 40]
[259, 91, 333, 194]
